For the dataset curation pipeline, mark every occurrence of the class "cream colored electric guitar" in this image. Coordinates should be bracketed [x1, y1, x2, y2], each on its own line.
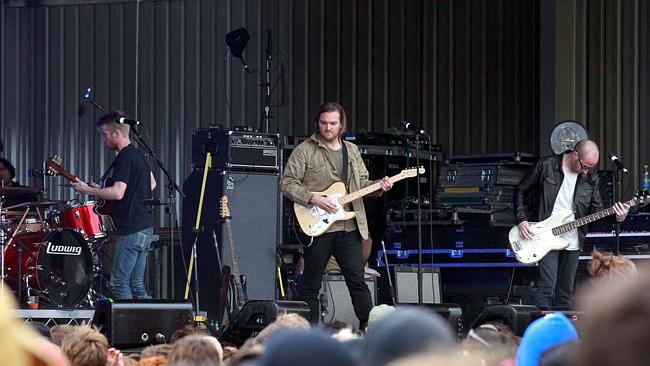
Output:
[509, 194, 648, 264]
[294, 167, 424, 237]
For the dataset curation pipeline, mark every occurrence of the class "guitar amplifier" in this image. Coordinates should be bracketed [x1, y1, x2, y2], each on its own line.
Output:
[192, 128, 280, 171]
[319, 274, 377, 331]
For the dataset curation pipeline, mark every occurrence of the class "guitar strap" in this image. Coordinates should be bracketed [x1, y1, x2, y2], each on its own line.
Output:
[341, 140, 349, 189]
[99, 159, 117, 184]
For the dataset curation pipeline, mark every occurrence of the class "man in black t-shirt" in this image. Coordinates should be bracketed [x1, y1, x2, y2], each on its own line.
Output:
[72, 112, 157, 299]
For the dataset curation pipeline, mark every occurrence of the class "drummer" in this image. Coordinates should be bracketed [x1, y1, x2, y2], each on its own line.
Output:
[0, 157, 39, 207]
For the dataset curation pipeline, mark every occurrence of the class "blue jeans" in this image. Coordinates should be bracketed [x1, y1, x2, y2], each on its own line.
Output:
[111, 227, 154, 299]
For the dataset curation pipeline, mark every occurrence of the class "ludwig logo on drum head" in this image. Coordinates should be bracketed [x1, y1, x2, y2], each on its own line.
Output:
[46, 242, 82, 256]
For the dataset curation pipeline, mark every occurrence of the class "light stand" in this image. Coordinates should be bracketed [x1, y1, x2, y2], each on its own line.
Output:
[262, 30, 273, 133]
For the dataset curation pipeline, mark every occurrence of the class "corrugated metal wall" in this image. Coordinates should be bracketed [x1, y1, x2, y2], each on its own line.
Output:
[555, 0, 650, 198]
[1, 0, 647, 226]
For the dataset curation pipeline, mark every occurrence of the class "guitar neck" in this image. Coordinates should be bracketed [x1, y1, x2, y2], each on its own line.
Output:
[224, 219, 241, 279]
[339, 174, 407, 205]
[553, 198, 636, 236]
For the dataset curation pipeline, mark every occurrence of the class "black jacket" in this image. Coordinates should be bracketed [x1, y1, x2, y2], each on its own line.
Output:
[514, 154, 605, 247]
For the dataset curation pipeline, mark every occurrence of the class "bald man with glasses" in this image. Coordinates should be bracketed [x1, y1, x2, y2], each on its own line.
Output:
[515, 139, 630, 308]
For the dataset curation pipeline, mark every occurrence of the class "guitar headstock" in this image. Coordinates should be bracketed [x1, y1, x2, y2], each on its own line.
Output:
[400, 166, 426, 178]
[633, 192, 650, 207]
[46, 155, 63, 177]
[220, 195, 231, 219]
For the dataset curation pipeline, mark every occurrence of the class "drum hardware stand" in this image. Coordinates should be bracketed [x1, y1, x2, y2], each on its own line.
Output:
[88, 237, 113, 305]
[1, 203, 30, 304]
[0, 197, 6, 296]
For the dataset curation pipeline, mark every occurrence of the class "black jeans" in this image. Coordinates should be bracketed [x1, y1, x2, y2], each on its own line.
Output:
[301, 230, 372, 325]
[533, 249, 580, 308]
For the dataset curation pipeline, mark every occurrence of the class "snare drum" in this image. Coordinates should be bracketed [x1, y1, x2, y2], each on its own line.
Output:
[55, 201, 106, 240]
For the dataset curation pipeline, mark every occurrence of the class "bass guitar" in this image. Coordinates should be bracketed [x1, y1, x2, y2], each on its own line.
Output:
[294, 167, 424, 237]
[509, 194, 648, 264]
[220, 195, 248, 312]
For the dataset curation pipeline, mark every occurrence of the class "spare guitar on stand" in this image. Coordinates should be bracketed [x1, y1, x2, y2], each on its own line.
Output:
[220, 196, 248, 318]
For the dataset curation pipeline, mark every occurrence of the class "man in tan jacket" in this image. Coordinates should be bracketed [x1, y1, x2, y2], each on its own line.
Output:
[281, 102, 392, 329]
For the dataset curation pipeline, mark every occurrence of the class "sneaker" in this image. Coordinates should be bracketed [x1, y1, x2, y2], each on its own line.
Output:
[364, 266, 380, 278]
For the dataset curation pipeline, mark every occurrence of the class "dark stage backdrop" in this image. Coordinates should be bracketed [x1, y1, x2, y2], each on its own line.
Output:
[0, 0, 648, 227]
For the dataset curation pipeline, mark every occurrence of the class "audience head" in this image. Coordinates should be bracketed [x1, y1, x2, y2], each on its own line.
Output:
[140, 343, 173, 359]
[50, 325, 76, 346]
[539, 341, 578, 366]
[361, 306, 457, 366]
[516, 312, 578, 366]
[135, 356, 167, 366]
[256, 328, 357, 366]
[461, 323, 518, 366]
[167, 335, 223, 366]
[0, 287, 65, 366]
[588, 250, 637, 286]
[170, 324, 200, 343]
[574, 269, 650, 366]
[61, 326, 109, 366]
[367, 304, 396, 331]
[251, 313, 310, 346]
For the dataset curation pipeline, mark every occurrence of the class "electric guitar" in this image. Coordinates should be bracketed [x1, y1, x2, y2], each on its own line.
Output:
[220, 196, 248, 312]
[294, 167, 425, 237]
[45, 155, 115, 215]
[509, 194, 649, 264]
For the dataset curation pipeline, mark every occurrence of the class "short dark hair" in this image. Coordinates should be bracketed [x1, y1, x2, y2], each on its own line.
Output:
[0, 157, 16, 179]
[97, 111, 129, 136]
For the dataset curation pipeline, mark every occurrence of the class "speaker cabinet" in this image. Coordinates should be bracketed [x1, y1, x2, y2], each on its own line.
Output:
[218, 171, 279, 301]
[395, 266, 442, 304]
[181, 169, 280, 318]
[219, 300, 310, 346]
[319, 274, 377, 330]
[91, 300, 193, 348]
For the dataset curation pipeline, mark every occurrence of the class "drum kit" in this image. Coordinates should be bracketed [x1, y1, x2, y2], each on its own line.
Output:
[0, 186, 115, 309]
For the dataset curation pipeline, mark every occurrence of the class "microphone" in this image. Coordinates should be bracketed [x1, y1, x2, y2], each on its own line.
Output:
[117, 116, 141, 127]
[401, 120, 425, 135]
[77, 87, 92, 117]
[609, 153, 630, 174]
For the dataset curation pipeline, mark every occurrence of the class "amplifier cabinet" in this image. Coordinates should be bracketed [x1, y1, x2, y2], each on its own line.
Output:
[319, 274, 377, 331]
[192, 128, 279, 171]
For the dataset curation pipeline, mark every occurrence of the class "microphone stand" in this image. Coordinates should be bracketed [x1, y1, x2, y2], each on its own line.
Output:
[130, 127, 186, 299]
[89, 99, 107, 114]
[612, 166, 622, 255]
[415, 133, 423, 305]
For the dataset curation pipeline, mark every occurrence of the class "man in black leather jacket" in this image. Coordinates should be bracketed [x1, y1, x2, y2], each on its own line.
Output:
[515, 139, 629, 308]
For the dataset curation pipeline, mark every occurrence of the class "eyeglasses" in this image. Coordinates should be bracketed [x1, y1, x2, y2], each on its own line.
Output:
[576, 153, 596, 173]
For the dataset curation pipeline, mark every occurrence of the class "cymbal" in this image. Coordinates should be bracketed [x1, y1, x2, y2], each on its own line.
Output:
[3, 200, 66, 211]
[0, 186, 41, 196]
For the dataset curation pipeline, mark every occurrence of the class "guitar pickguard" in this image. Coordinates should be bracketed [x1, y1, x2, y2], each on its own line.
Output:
[308, 194, 347, 235]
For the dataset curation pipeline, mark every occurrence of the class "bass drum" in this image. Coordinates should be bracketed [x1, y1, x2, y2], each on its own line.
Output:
[4, 229, 93, 307]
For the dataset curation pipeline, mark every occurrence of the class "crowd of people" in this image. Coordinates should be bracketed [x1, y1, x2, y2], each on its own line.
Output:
[0, 249, 646, 366]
